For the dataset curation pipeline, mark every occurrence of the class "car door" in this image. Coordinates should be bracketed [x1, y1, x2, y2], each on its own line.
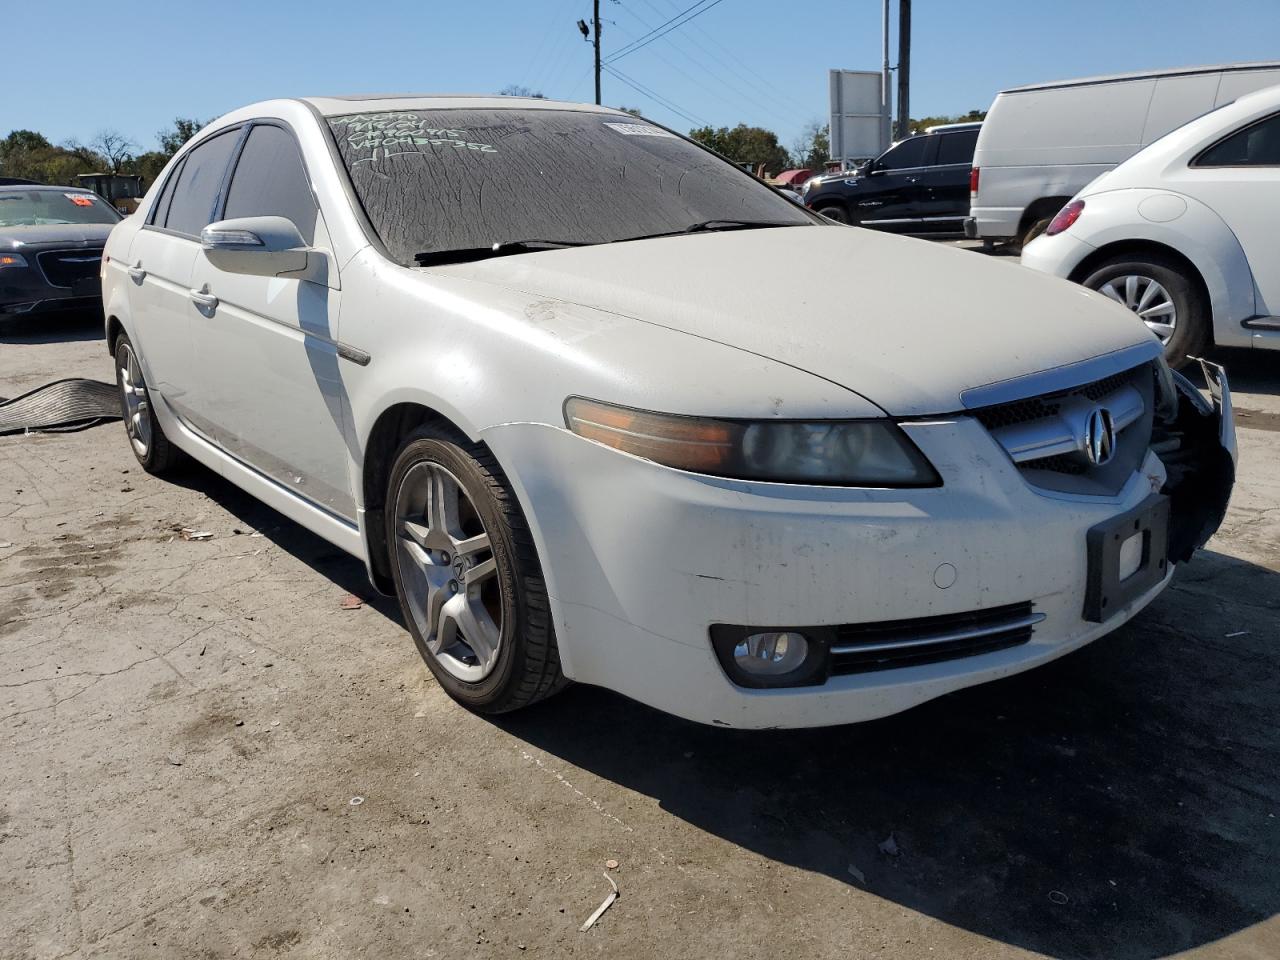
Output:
[126, 129, 240, 431]
[917, 129, 979, 231]
[1181, 111, 1280, 316]
[186, 121, 355, 520]
[855, 135, 933, 230]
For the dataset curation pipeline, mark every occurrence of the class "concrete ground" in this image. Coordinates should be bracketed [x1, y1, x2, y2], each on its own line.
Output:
[1, 310, 1277, 960]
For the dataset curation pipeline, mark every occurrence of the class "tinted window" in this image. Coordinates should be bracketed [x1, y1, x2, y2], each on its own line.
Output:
[0, 189, 120, 227]
[148, 159, 183, 226]
[935, 129, 979, 166]
[876, 135, 929, 171]
[224, 124, 319, 244]
[164, 130, 238, 236]
[327, 109, 810, 265]
[1195, 112, 1280, 166]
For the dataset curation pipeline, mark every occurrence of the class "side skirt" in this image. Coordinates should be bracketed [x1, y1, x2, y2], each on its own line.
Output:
[150, 391, 368, 562]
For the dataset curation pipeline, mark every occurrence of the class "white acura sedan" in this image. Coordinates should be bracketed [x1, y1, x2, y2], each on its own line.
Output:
[102, 96, 1235, 728]
[1023, 83, 1280, 368]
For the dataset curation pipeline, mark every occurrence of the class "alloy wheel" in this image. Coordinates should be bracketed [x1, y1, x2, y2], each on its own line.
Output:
[117, 342, 152, 458]
[392, 461, 503, 683]
[1097, 274, 1178, 342]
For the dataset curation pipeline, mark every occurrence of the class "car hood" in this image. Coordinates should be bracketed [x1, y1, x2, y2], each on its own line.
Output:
[0, 222, 116, 251]
[430, 226, 1152, 416]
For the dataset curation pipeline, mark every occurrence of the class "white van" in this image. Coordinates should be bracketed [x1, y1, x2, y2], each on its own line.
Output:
[967, 61, 1280, 245]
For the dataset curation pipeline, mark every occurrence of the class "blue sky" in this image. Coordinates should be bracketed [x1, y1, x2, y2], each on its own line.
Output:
[7, 0, 1280, 153]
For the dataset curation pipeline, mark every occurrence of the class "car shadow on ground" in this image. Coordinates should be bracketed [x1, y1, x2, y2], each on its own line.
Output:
[1204, 347, 1280, 400]
[0, 310, 105, 345]
[493, 550, 1279, 960]
[160, 459, 403, 621]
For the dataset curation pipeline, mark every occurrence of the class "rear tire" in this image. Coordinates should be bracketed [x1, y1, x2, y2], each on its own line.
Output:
[114, 333, 181, 475]
[1081, 255, 1209, 369]
[385, 425, 566, 714]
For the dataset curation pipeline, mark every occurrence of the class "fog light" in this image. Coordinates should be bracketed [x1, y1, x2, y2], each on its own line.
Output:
[1118, 531, 1145, 581]
[734, 632, 809, 675]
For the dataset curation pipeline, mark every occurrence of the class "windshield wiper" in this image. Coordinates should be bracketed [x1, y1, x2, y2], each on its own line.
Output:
[621, 220, 805, 243]
[413, 239, 590, 267]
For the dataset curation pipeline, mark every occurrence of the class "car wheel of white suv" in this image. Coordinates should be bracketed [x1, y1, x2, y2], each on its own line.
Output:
[386, 426, 567, 713]
[1082, 254, 1209, 369]
[114, 333, 181, 475]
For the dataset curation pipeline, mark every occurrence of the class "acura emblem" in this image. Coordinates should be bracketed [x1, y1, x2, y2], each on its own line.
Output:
[1085, 407, 1116, 466]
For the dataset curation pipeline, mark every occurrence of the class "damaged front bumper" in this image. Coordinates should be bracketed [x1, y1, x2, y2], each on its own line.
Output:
[480, 357, 1236, 729]
[1158, 358, 1236, 564]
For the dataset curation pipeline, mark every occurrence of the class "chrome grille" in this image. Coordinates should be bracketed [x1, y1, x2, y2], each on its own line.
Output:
[973, 362, 1155, 493]
[830, 601, 1041, 675]
[37, 249, 102, 288]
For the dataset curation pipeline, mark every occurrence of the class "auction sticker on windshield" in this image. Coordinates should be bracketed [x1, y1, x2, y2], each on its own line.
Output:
[602, 122, 675, 138]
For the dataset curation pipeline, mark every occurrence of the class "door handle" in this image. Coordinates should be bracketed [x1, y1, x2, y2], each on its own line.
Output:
[188, 286, 219, 311]
[128, 263, 146, 283]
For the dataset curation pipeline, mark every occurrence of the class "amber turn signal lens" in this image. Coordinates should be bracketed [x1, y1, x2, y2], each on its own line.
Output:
[564, 397, 735, 472]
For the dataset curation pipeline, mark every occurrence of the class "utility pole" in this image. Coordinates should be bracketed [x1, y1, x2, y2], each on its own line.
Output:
[593, 0, 602, 105]
[881, 0, 891, 150]
[896, 0, 911, 139]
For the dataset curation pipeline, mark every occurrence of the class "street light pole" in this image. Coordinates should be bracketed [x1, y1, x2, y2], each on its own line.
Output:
[896, 0, 911, 139]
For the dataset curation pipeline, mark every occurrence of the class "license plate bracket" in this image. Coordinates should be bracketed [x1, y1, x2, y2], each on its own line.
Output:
[1083, 494, 1170, 623]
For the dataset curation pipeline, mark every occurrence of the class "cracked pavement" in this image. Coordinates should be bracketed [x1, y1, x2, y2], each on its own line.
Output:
[1, 312, 1278, 960]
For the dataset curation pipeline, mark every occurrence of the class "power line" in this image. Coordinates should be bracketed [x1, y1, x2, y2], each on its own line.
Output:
[601, 64, 709, 126]
[606, 0, 728, 65]
[616, 1, 797, 130]
[640, 0, 800, 120]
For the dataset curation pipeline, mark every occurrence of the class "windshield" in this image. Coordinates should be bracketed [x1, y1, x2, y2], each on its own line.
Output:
[0, 189, 121, 227]
[327, 108, 812, 265]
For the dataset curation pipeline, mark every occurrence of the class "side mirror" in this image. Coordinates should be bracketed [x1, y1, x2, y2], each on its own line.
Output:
[201, 215, 327, 284]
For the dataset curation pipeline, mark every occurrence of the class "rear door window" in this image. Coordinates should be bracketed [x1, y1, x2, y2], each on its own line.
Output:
[1194, 112, 1280, 167]
[877, 136, 930, 171]
[223, 124, 319, 244]
[935, 129, 979, 166]
[163, 130, 239, 237]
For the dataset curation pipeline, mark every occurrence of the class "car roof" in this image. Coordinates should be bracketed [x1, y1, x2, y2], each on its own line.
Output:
[923, 121, 982, 133]
[1001, 60, 1280, 94]
[300, 94, 626, 117]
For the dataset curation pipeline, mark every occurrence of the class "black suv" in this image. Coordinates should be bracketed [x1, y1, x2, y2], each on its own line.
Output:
[803, 124, 979, 234]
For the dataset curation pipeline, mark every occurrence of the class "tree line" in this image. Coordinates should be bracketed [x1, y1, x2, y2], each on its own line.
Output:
[1, 105, 987, 191]
[0, 119, 208, 188]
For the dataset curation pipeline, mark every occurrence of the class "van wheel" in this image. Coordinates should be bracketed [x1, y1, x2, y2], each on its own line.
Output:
[385, 425, 567, 714]
[1020, 216, 1053, 248]
[1081, 255, 1209, 369]
[114, 333, 181, 474]
[816, 204, 850, 224]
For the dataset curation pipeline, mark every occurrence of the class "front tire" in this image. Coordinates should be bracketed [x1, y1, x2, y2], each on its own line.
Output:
[385, 426, 566, 714]
[1081, 255, 1209, 369]
[816, 203, 850, 224]
[114, 333, 181, 474]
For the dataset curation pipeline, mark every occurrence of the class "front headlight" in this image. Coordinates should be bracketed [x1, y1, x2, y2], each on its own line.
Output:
[0, 253, 29, 269]
[564, 397, 940, 487]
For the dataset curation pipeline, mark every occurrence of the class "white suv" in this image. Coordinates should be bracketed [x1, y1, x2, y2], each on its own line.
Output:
[102, 95, 1235, 728]
[1023, 84, 1280, 368]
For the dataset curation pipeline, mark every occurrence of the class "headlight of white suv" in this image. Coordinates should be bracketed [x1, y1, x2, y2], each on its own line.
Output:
[564, 397, 940, 487]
